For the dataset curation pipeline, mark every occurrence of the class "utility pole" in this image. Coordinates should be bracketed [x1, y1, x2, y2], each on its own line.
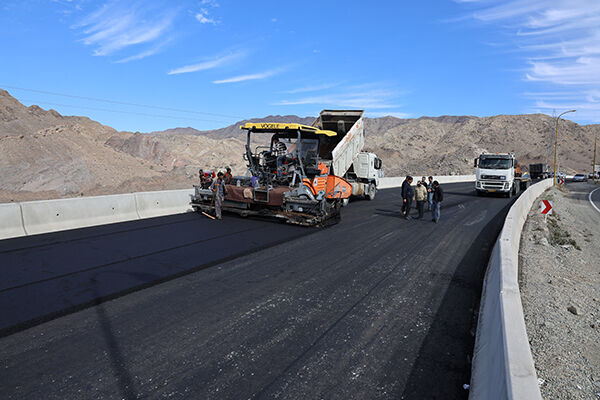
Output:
[594, 134, 598, 182]
[554, 109, 576, 185]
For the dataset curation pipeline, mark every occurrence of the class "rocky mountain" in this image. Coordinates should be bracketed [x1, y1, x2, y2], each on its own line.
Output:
[149, 115, 315, 139]
[1, 88, 598, 203]
[0, 90, 241, 202]
[363, 113, 598, 176]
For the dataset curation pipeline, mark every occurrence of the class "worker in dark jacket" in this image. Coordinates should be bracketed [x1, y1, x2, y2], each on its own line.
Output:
[431, 180, 443, 223]
[401, 176, 414, 219]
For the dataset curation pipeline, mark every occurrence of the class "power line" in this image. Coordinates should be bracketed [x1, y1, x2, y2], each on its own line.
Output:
[0, 84, 246, 120]
[0, 95, 234, 124]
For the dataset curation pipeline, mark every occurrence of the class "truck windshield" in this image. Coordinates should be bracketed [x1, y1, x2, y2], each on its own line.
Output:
[479, 158, 511, 169]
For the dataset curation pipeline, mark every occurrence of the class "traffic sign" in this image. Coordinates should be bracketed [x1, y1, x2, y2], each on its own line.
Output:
[540, 200, 553, 215]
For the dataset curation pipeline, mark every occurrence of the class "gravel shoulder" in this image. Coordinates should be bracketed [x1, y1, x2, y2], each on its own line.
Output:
[519, 182, 600, 399]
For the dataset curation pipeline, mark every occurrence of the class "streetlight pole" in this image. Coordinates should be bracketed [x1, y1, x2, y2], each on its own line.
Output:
[594, 134, 598, 182]
[554, 109, 576, 185]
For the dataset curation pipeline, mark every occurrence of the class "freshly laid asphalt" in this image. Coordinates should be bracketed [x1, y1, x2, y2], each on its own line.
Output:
[0, 182, 516, 399]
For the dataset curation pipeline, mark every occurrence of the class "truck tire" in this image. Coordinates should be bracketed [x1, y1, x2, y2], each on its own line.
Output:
[365, 184, 376, 200]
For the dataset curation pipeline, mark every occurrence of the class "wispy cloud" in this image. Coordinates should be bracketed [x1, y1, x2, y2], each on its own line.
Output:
[458, 0, 600, 121]
[196, 9, 217, 24]
[213, 68, 283, 84]
[276, 84, 405, 110]
[285, 83, 341, 94]
[115, 38, 172, 63]
[74, 2, 176, 57]
[168, 52, 245, 75]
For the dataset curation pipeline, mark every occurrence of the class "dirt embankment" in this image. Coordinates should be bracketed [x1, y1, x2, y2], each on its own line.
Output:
[519, 183, 600, 399]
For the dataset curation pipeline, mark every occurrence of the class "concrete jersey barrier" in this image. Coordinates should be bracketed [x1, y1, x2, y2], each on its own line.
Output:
[0, 175, 473, 240]
[469, 178, 552, 400]
[378, 174, 475, 189]
[20, 193, 140, 236]
[0, 203, 27, 238]
[135, 189, 194, 219]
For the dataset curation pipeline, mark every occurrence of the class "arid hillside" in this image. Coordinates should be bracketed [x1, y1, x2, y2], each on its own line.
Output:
[0, 90, 244, 202]
[1, 88, 598, 203]
[363, 114, 599, 176]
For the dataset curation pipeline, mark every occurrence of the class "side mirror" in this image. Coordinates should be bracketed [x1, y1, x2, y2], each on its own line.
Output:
[473, 158, 478, 167]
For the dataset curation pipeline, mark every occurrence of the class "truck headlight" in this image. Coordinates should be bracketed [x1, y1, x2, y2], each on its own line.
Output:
[504, 183, 509, 189]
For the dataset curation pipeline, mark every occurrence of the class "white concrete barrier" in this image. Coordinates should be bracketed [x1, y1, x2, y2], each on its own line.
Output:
[20, 194, 140, 236]
[469, 178, 552, 400]
[0, 203, 26, 239]
[135, 189, 194, 219]
[379, 174, 475, 189]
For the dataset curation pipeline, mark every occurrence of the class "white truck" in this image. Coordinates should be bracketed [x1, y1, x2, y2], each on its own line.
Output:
[311, 110, 383, 204]
[474, 152, 531, 197]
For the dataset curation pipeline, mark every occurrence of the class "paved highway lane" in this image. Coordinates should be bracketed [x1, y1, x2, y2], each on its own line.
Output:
[0, 182, 516, 399]
[0, 212, 314, 335]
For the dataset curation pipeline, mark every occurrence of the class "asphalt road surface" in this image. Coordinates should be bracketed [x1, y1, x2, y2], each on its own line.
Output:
[1, 182, 516, 399]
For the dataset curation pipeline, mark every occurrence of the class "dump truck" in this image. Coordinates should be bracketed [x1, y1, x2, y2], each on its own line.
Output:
[474, 152, 531, 197]
[528, 163, 550, 179]
[190, 110, 382, 225]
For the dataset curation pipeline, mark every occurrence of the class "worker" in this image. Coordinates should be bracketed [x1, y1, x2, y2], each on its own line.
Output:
[431, 180, 444, 223]
[224, 167, 233, 184]
[199, 169, 215, 189]
[210, 172, 227, 220]
[426, 176, 434, 210]
[272, 138, 287, 156]
[414, 180, 427, 219]
[401, 175, 414, 219]
[272, 138, 289, 177]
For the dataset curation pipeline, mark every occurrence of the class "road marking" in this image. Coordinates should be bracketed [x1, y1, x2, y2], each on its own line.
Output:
[589, 187, 600, 214]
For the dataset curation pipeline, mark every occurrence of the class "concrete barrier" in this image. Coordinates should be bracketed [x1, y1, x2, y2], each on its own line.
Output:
[20, 194, 139, 236]
[379, 174, 475, 189]
[469, 178, 552, 400]
[0, 203, 27, 239]
[135, 189, 194, 219]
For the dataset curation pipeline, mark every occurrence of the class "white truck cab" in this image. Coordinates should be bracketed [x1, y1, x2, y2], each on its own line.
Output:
[474, 152, 530, 197]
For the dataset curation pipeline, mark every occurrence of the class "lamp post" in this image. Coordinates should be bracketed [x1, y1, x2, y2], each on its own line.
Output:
[554, 109, 576, 185]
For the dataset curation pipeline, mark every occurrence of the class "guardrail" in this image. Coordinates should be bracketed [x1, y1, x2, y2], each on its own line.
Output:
[469, 178, 552, 399]
[0, 175, 475, 240]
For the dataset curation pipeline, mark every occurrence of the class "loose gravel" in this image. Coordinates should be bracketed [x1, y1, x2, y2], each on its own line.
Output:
[519, 183, 600, 399]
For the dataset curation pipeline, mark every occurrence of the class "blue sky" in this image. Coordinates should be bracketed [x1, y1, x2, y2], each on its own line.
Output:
[1, 0, 599, 132]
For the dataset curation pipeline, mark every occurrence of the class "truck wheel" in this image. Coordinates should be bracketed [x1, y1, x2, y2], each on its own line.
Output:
[365, 184, 376, 200]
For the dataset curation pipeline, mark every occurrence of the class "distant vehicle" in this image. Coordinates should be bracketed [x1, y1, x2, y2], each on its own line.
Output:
[474, 152, 531, 197]
[572, 173, 588, 182]
[528, 163, 550, 179]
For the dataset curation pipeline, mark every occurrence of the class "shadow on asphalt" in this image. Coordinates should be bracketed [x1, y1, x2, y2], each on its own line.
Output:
[399, 200, 514, 400]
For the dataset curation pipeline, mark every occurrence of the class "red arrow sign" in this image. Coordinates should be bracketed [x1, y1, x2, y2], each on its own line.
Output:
[540, 200, 553, 215]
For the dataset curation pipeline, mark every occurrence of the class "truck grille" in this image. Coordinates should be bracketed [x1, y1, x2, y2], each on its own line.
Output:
[482, 181, 505, 189]
[481, 175, 503, 180]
